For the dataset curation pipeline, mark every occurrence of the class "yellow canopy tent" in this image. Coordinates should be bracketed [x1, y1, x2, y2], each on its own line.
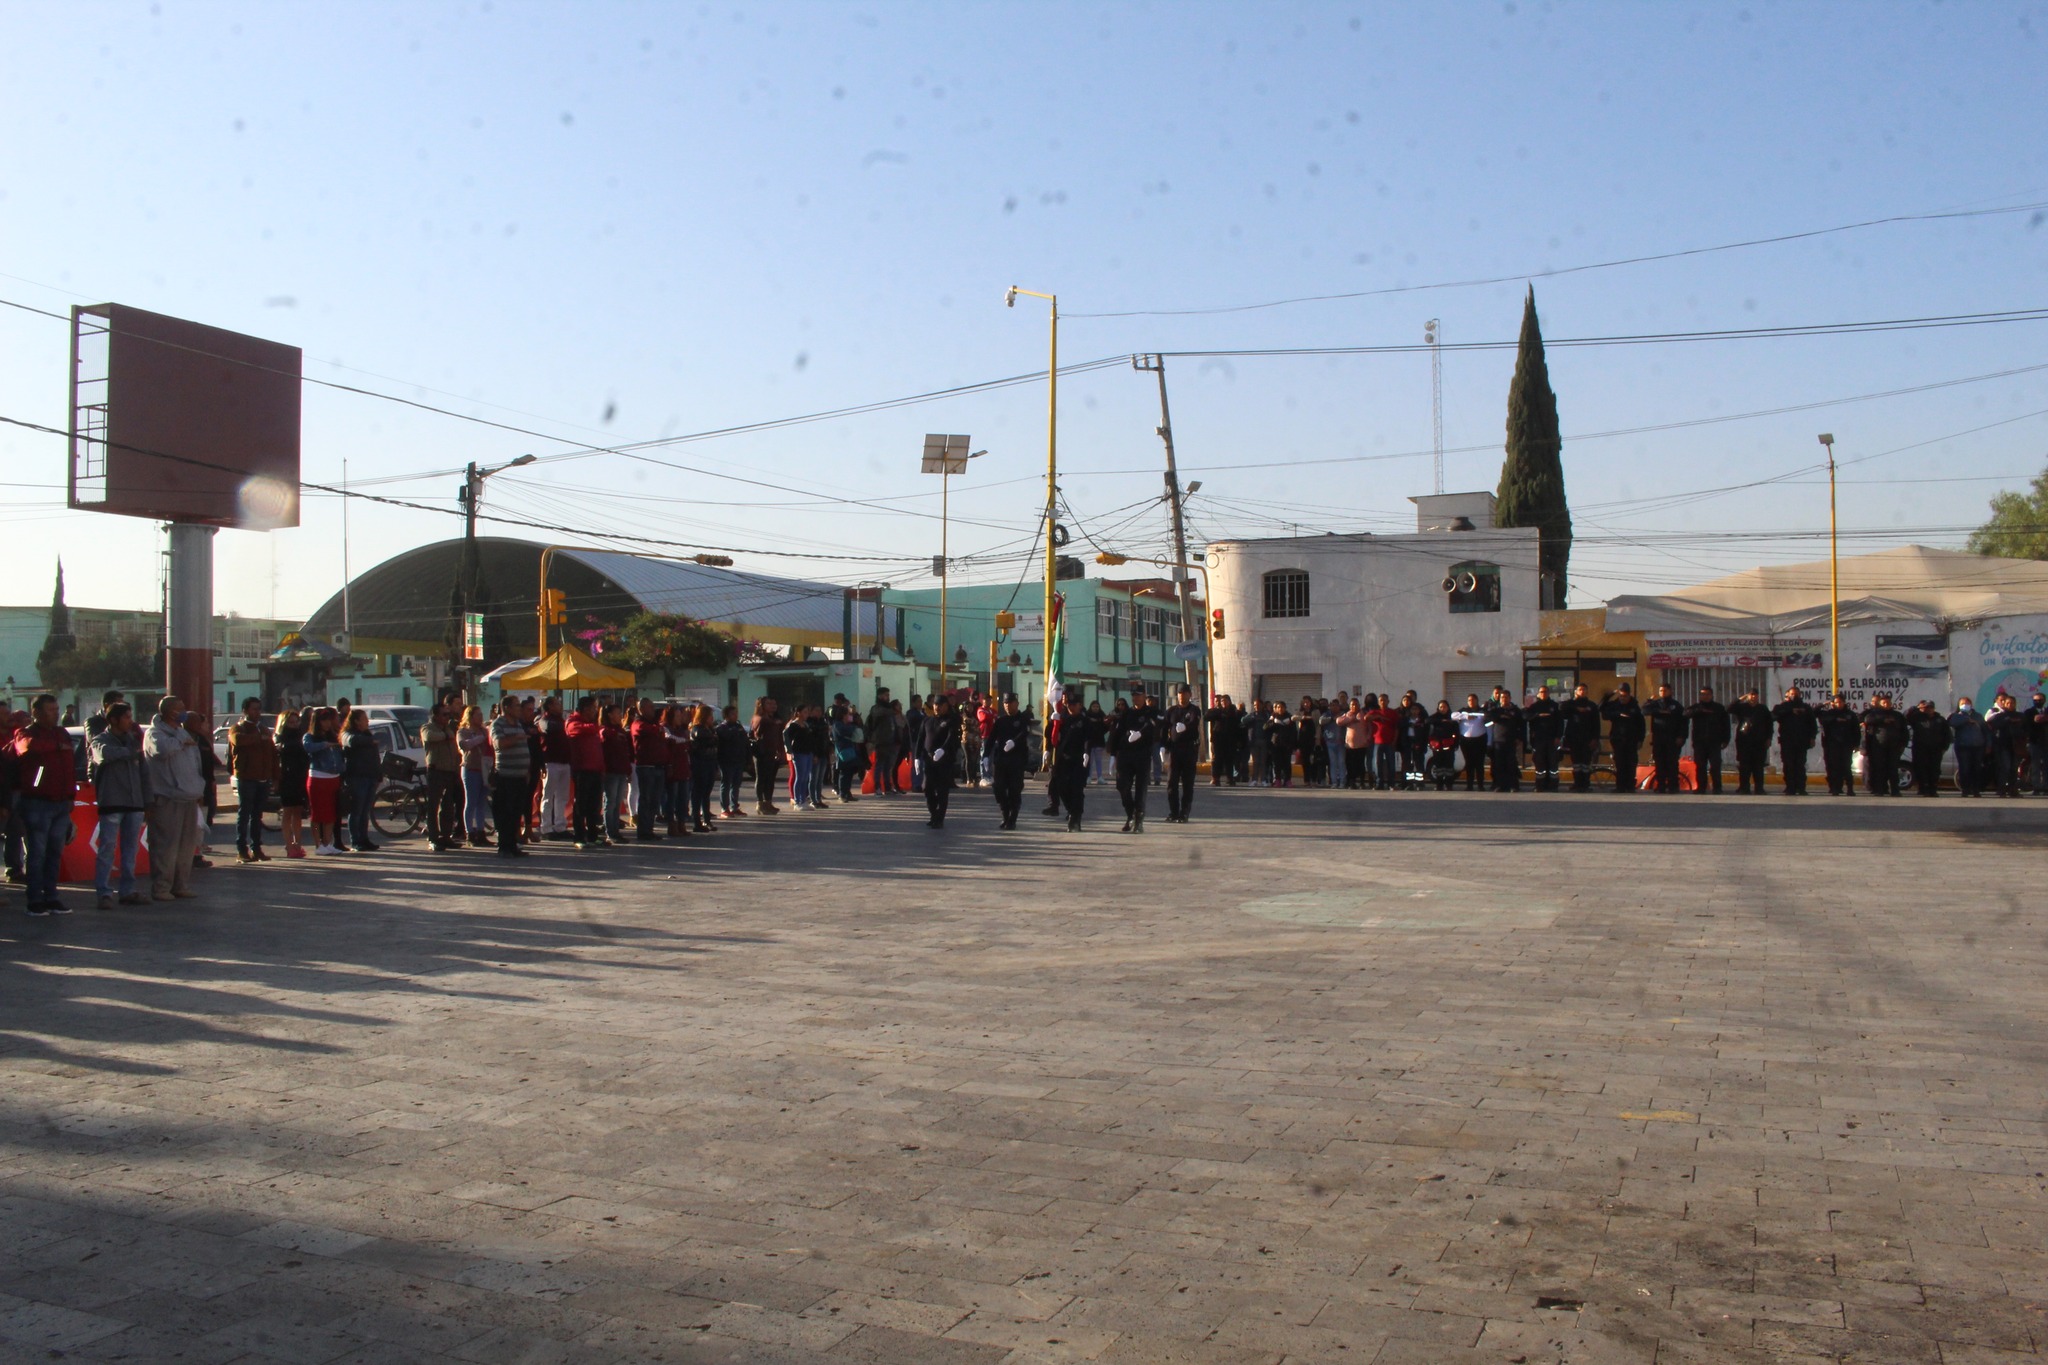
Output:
[498, 644, 636, 692]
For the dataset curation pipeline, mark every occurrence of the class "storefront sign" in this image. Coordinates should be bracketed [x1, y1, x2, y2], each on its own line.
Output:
[1645, 635, 1824, 670]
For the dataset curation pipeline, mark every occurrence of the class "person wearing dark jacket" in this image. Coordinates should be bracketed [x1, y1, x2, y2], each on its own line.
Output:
[1264, 701, 1296, 788]
[88, 703, 150, 906]
[1162, 686, 1203, 823]
[342, 710, 384, 851]
[1602, 686, 1645, 793]
[1642, 685, 1689, 793]
[1204, 696, 1238, 787]
[14, 695, 76, 915]
[1815, 693, 1861, 796]
[1906, 700, 1951, 797]
[1986, 693, 2027, 797]
[1559, 685, 1602, 792]
[988, 696, 1031, 829]
[1727, 689, 1773, 795]
[227, 697, 279, 860]
[714, 706, 751, 816]
[1771, 688, 1819, 795]
[2026, 692, 2048, 796]
[1524, 686, 1561, 791]
[748, 698, 785, 816]
[1685, 687, 1731, 794]
[1049, 695, 1091, 830]
[1947, 698, 1986, 797]
[1111, 689, 1163, 831]
[915, 695, 962, 828]
[1859, 695, 1910, 797]
[1484, 689, 1524, 792]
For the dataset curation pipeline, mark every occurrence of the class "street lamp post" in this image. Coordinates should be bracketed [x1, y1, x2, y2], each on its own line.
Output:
[454, 452, 537, 693]
[920, 436, 982, 697]
[1007, 286, 1057, 721]
[1819, 433, 1840, 696]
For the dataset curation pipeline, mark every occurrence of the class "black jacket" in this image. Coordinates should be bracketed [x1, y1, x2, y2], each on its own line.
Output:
[1772, 700, 1818, 752]
[1642, 697, 1689, 744]
[1162, 703, 1202, 753]
[1484, 701, 1524, 747]
[1052, 709, 1092, 772]
[917, 711, 962, 769]
[1816, 703, 1862, 750]
[1907, 708, 1952, 756]
[1524, 697, 1561, 745]
[715, 719, 752, 766]
[1602, 696, 1645, 750]
[1859, 706, 1909, 757]
[1560, 697, 1602, 745]
[1728, 700, 1773, 749]
[988, 711, 1031, 767]
[1686, 700, 1730, 751]
[1110, 707, 1162, 766]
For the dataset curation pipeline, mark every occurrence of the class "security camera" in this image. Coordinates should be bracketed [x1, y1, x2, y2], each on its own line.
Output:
[1005, 287, 1018, 308]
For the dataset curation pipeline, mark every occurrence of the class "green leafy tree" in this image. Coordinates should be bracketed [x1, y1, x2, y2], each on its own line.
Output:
[610, 610, 740, 694]
[1967, 463, 2048, 560]
[1496, 286, 1572, 607]
[38, 641, 157, 694]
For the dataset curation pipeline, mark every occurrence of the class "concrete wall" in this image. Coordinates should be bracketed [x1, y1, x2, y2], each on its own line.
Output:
[1206, 526, 1544, 704]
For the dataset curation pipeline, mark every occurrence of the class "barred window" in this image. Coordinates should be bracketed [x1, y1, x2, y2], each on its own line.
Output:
[1262, 569, 1310, 619]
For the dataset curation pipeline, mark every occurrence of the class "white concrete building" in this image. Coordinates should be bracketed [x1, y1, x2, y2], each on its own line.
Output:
[1205, 492, 1544, 704]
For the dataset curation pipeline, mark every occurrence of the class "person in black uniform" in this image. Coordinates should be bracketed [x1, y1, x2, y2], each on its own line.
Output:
[1685, 686, 1731, 794]
[1815, 692, 1861, 796]
[1049, 694, 1091, 829]
[1642, 684, 1689, 793]
[1205, 694, 1237, 787]
[988, 694, 1031, 828]
[1111, 687, 1163, 831]
[1163, 685, 1203, 823]
[1602, 685, 1645, 793]
[1727, 688, 1773, 795]
[1485, 687, 1524, 791]
[1560, 684, 1602, 792]
[916, 694, 962, 828]
[1859, 693, 1909, 797]
[1772, 687, 1818, 795]
[1906, 699, 1951, 797]
[1523, 685, 1561, 791]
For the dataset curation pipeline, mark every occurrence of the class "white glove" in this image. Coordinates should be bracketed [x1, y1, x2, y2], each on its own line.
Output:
[1003, 739, 1016, 752]
[1127, 730, 1142, 743]
[931, 748, 945, 762]
[1173, 722, 1186, 734]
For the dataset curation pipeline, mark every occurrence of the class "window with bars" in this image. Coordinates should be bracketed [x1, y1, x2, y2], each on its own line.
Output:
[1261, 569, 1310, 619]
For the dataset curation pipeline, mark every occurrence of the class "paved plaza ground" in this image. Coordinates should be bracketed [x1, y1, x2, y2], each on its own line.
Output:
[2, 784, 2046, 1365]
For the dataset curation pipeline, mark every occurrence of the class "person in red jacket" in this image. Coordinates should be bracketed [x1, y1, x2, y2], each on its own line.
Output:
[629, 698, 670, 843]
[659, 703, 694, 838]
[1365, 695, 1402, 790]
[599, 704, 634, 843]
[563, 697, 608, 848]
[13, 694, 76, 915]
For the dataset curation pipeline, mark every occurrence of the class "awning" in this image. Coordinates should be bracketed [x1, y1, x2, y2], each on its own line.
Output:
[496, 644, 636, 692]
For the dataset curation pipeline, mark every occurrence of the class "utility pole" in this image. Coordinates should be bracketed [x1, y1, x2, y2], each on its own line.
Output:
[1425, 319, 1444, 495]
[1133, 354, 1199, 691]
[453, 453, 536, 695]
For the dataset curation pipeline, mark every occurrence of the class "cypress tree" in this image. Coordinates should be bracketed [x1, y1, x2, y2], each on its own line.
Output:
[38, 559, 77, 673]
[1496, 286, 1572, 607]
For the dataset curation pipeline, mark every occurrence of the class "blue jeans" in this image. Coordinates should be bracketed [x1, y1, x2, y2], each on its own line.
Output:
[635, 765, 667, 832]
[719, 760, 745, 812]
[808, 754, 827, 805]
[690, 767, 715, 824]
[96, 810, 145, 897]
[21, 797, 70, 905]
[347, 776, 378, 846]
[235, 778, 269, 854]
[791, 753, 816, 805]
[462, 768, 490, 833]
[602, 772, 630, 835]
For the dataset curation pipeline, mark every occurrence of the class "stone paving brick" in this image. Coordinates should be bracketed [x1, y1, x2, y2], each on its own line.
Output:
[3, 791, 2047, 1362]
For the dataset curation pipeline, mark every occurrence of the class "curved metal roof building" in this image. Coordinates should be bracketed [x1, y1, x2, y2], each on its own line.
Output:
[299, 537, 848, 665]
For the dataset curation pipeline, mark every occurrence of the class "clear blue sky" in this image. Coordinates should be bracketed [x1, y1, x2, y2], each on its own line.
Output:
[3, 0, 2045, 618]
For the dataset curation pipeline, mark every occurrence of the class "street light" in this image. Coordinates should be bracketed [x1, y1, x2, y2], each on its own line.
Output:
[921, 435, 982, 693]
[453, 452, 539, 689]
[1819, 433, 1840, 696]
[1007, 285, 1058, 719]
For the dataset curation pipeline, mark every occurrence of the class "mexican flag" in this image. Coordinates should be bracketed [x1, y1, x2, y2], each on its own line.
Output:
[1046, 592, 1067, 710]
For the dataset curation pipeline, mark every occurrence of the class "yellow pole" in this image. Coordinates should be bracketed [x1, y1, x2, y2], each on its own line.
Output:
[537, 544, 557, 660]
[1823, 435, 1840, 695]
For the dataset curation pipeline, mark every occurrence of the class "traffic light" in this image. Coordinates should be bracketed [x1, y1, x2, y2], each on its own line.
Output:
[541, 589, 567, 626]
[1210, 608, 1225, 641]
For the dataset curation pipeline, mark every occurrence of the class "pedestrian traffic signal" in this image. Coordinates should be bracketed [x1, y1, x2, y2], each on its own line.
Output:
[1210, 608, 1225, 640]
[541, 589, 567, 625]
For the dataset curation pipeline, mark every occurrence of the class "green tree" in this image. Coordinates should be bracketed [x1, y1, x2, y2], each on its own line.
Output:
[37, 559, 76, 674]
[1967, 463, 2048, 560]
[609, 610, 739, 695]
[1495, 286, 1573, 607]
[38, 641, 157, 694]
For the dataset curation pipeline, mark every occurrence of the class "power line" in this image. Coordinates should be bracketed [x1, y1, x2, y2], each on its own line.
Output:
[1066, 200, 2048, 319]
